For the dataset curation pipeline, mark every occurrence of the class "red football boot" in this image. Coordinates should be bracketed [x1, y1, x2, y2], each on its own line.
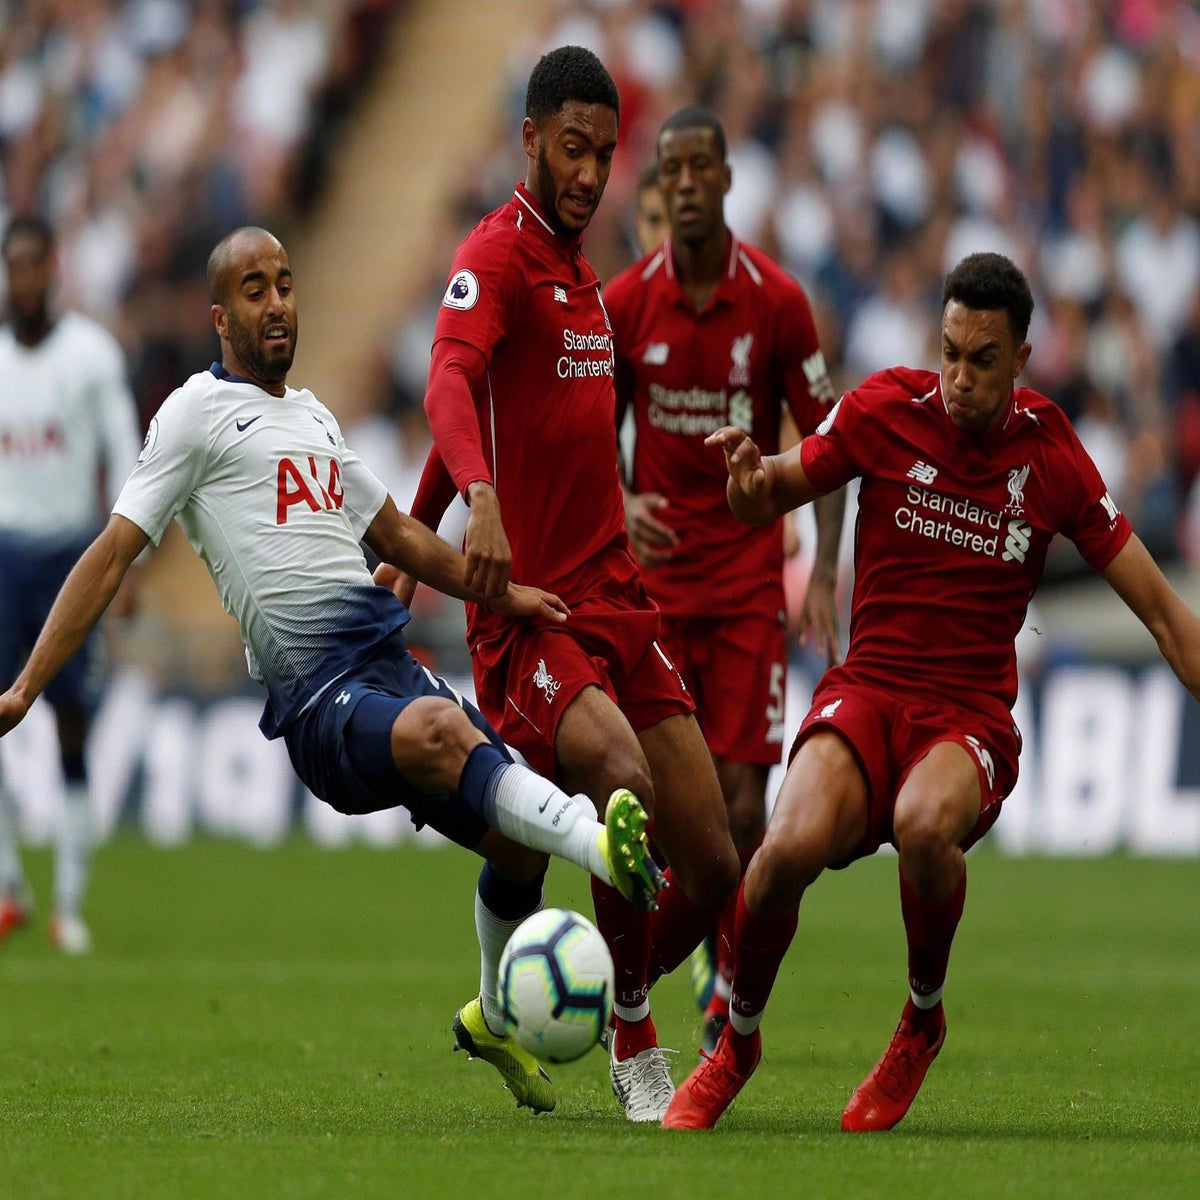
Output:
[0, 893, 30, 945]
[841, 999, 946, 1132]
[661, 1026, 761, 1130]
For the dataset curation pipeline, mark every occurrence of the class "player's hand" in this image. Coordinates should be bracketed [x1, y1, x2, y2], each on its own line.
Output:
[705, 426, 768, 501]
[374, 562, 418, 608]
[623, 490, 678, 567]
[491, 584, 570, 624]
[0, 689, 31, 738]
[463, 483, 512, 600]
[796, 570, 842, 668]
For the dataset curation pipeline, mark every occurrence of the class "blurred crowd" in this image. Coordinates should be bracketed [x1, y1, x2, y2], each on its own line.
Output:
[0, 0, 399, 429]
[377, 0, 1200, 580]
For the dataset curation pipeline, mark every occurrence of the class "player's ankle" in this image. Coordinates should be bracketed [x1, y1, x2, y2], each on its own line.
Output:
[613, 1012, 657, 1060]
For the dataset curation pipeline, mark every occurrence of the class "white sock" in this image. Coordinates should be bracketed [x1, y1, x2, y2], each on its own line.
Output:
[54, 782, 91, 917]
[729, 1001, 763, 1037]
[0, 772, 28, 898]
[911, 985, 944, 1010]
[614, 1000, 650, 1023]
[488, 764, 609, 883]
[476, 891, 543, 1036]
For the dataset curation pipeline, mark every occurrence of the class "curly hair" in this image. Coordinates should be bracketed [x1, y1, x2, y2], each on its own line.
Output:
[942, 252, 1034, 342]
[525, 45, 619, 126]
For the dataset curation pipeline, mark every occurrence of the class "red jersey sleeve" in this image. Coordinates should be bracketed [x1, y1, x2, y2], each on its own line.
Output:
[408, 442, 460, 532]
[775, 279, 835, 436]
[423, 339, 493, 495]
[1047, 408, 1134, 570]
[427, 223, 523, 495]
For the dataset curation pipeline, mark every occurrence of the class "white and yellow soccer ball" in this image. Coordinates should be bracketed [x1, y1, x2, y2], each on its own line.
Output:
[498, 908, 614, 1063]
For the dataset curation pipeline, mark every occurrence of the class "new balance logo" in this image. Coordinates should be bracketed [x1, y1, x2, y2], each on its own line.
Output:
[236, 415, 262, 432]
[907, 461, 939, 485]
[642, 342, 669, 365]
[553, 285, 568, 304]
[533, 659, 561, 703]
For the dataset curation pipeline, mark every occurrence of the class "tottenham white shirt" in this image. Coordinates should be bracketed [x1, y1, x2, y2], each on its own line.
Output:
[0, 312, 141, 543]
[113, 365, 406, 736]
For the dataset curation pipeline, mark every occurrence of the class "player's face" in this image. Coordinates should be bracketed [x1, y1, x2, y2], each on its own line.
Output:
[524, 102, 618, 236]
[213, 236, 297, 394]
[657, 127, 730, 248]
[940, 300, 1031, 436]
[634, 182, 668, 256]
[2, 231, 53, 329]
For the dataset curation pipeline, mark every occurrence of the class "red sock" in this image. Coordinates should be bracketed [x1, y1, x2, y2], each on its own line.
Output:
[591, 874, 650, 1011]
[704, 840, 759, 1021]
[729, 884, 799, 1025]
[899, 867, 966, 1009]
[645, 867, 721, 986]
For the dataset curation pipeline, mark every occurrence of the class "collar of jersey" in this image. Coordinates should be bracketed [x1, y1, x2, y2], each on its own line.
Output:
[210, 361, 266, 388]
[512, 184, 584, 258]
[662, 229, 739, 310]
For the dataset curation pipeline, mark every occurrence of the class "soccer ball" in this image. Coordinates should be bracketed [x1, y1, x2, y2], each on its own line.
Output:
[498, 908, 614, 1063]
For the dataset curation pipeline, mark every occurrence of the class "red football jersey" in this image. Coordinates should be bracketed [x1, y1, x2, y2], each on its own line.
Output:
[800, 366, 1133, 721]
[430, 185, 633, 629]
[606, 234, 834, 618]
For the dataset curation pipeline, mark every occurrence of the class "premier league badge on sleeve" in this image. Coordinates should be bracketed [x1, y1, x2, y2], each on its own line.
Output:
[442, 269, 480, 311]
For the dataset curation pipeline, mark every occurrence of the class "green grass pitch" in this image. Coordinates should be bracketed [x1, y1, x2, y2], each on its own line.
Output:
[2, 838, 1197, 1199]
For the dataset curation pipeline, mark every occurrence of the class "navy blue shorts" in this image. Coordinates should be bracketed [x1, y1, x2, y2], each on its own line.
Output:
[283, 632, 510, 848]
[0, 533, 102, 712]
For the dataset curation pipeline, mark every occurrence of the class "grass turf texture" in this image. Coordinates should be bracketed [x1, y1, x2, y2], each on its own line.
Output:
[1, 838, 1197, 1199]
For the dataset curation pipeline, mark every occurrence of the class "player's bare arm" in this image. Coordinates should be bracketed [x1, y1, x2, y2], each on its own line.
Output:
[0, 514, 148, 736]
[705, 426, 823, 525]
[463, 480, 513, 601]
[798, 488, 846, 667]
[1101, 534, 1200, 699]
[364, 497, 567, 624]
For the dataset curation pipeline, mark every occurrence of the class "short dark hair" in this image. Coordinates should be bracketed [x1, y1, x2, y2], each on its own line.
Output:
[2, 214, 53, 258]
[525, 45, 619, 125]
[206, 225, 278, 304]
[942, 252, 1034, 342]
[658, 106, 727, 162]
[637, 163, 661, 194]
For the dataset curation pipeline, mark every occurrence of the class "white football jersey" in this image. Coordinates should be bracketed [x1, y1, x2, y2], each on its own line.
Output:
[113, 366, 404, 735]
[0, 312, 140, 542]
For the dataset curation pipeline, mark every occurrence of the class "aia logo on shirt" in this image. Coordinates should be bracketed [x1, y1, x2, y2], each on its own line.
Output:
[729, 332, 753, 387]
[276, 455, 343, 524]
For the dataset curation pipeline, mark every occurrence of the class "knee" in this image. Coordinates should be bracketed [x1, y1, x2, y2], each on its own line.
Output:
[671, 838, 740, 911]
[391, 697, 479, 774]
[892, 793, 966, 866]
[745, 830, 821, 913]
[566, 742, 654, 813]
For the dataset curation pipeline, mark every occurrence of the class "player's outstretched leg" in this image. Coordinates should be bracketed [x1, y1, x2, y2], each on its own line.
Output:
[841, 998, 946, 1132]
[661, 1023, 761, 1130]
[452, 996, 557, 1113]
[600, 789, 666, 912]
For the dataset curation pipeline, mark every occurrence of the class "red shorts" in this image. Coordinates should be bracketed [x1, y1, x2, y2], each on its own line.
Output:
[471, 579, 694, 778]
[792, 669, 1021, 867]
[658, 612, 788, 766]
